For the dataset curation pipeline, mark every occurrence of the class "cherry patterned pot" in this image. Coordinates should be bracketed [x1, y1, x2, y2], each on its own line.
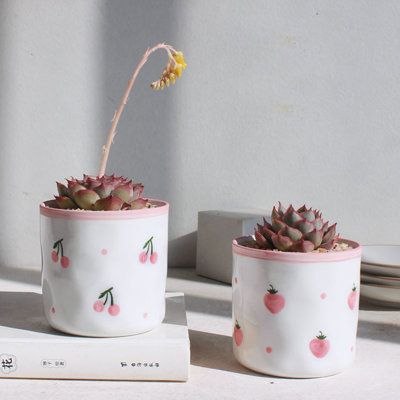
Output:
[40, 199, 168, 337]
[232, 237, 362, 378]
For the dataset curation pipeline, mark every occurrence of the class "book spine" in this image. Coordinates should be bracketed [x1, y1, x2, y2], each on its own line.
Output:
[0, 341, 190, 381]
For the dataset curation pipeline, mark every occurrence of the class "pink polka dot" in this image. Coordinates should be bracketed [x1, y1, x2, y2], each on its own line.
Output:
[101, 248, 108, 255]
[320, 292, 327, 299]
[351, 345, 354, 352]
[51, 306, 55, 314]
[143, 312, 148, 319]
[266, 347, 273, 354]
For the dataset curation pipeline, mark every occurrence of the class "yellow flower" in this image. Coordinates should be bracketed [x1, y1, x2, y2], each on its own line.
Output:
[150, 50, 186, 90]
[173, 63, 183, 77]
[173, 51, 187, 70]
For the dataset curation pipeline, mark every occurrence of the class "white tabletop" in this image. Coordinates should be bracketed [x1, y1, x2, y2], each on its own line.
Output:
[0, 266, 399, 400]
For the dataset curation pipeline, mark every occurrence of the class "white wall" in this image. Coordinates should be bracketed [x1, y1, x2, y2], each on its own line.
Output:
[1, 0, 400, 270]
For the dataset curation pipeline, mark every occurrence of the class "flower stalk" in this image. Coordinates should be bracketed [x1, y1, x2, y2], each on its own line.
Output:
[98, 43, 186, 177]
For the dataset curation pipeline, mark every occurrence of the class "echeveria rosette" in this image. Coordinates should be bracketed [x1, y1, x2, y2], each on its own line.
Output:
[54, 174, 150, 211]
[251, 203, 338, 253]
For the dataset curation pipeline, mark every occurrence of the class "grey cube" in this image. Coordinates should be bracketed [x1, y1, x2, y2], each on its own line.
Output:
[196, 209, 268, 284]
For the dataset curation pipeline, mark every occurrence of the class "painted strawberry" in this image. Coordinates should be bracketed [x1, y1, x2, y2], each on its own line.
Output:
[140, 236, 157, 264]
[264, 284, 285, 314]
[95, 287, 119, 316]
[348, 284, 358, 310]
[309, 331, 330, 358]
[233, 320, 243, 346]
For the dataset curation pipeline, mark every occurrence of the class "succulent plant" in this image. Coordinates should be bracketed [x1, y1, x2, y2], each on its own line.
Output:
[54, 174, 149, 211]
[250, 203, 338, 253]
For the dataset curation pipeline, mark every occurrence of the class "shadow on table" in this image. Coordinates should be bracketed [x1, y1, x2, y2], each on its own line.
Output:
[0, 291, 64, 335]
[357, 319, 400, 344]
[189, 329, 270, 378]
[0, 266, 41, 286]
[183, 294, 231, 318]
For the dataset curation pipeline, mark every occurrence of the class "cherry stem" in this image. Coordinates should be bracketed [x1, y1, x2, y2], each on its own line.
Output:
[103, 292, 109, 305]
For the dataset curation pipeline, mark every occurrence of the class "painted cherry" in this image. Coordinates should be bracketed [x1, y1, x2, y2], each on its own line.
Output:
[139, 251, 148, 264]
[95, 287, 120, 317]
[52, 239, 70, 269]
[233, 320, 243, 346]
[140, 236, 157, 264]
[51, 250, 58, 263]
[348, 284, 358, 310]
[60, 256, 70, 268]
[93, 300, 104, 312]
[150, 252, 158, 264]
[309, 331, 330, 358]
[264, 284, 285, 314]
[108, 304, 120, 316]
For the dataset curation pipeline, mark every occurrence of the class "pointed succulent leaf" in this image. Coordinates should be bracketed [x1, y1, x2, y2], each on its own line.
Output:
[255, 230, 268, 248]
[132, 183, 144, 200]
[55, 195, 77, 209]
[322, 223, 337, 243]
[282, 225, 303, 242]
[73, 189, 100, 209]
[292, 239, 315, 253]
[261, 225, 275, 243]
[301, 209, 316, 222]
[94, 182, 114, 198]
[294, 218, 314, 234]
[314, 218, 324, 230]
[319, 238, 336, 250]
[130, 198, 149, 210]
[272, 232, 293, 251]
[277, 201, 286, 215]
[305, 228, 324, 248]
[56, 182, 69, 197]
[93, 195, 123, 211]
[283, 205, 303, 225]
[272, 217, 286, 232]
[68, 182, 87, 196]
[112, 182, 134, 203]
[271, 206, 280, 221]
[296, 204, 307, 213]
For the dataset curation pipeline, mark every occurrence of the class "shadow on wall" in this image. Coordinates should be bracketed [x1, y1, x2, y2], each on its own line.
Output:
[98, 1, 192, 266]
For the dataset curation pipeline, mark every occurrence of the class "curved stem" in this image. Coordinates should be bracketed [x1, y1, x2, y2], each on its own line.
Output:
[98, 43, 176, 177]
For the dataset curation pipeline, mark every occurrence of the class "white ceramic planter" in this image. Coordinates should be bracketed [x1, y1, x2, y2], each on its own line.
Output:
[232, 238, 362, 378]
[40, 200, 168, 337]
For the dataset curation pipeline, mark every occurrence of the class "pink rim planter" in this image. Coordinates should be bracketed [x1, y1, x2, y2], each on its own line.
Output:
[232, 237, 362, 378]
[40, 199, 168, 337]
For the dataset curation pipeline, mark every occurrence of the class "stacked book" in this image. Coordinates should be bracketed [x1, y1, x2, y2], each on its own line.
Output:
[0, 291, 190, 381]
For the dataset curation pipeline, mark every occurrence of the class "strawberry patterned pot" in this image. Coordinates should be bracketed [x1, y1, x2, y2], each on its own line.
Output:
[232, 238, 362, 378]
[40, 199, 168, 337]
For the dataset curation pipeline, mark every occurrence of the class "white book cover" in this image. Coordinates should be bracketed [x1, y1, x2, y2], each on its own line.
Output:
[0, 292, 190, 381]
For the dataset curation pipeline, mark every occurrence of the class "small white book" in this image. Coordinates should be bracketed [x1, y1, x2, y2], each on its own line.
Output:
[0, 291, 190, 381]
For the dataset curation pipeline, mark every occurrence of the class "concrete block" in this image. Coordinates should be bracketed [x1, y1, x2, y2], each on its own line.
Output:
[196, 209, 268, 284]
